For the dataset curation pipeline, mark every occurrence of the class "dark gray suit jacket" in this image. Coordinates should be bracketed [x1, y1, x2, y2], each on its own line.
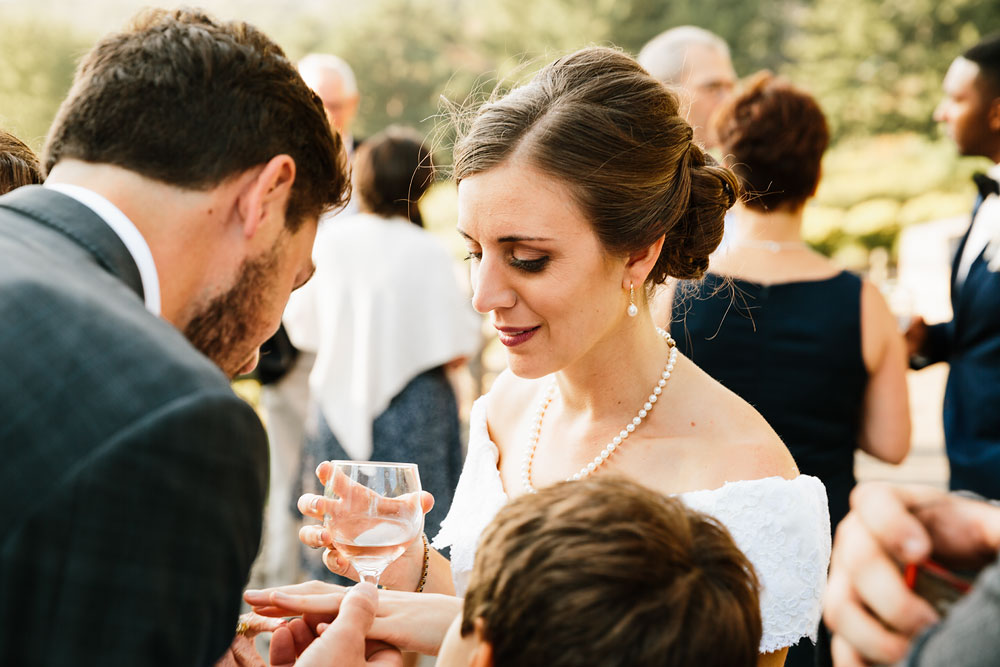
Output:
[0, 186, 269, 666]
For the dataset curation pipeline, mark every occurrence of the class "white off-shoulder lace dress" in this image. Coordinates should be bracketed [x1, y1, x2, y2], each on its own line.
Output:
[433, 395, 832, 654]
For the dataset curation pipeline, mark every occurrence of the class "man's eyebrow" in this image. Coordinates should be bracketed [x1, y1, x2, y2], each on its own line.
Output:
[456, 228, 550, 243]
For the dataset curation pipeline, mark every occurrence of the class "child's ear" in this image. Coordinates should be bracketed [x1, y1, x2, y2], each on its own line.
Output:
[470, 618, 494, 667]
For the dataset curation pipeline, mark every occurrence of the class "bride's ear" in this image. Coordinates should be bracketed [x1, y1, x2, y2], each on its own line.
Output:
[623, 234, 665, 289]
[469, 618, 495, 667]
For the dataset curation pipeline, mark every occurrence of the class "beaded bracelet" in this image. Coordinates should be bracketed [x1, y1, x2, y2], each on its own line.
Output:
[415, 533, 429, 593]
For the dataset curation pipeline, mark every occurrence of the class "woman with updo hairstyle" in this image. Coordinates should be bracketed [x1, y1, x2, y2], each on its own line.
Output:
[282, 125, 481, 582]
[665, 72, 911, 665]
[0, 129, 43, 194]
[267, 49, 831, 666]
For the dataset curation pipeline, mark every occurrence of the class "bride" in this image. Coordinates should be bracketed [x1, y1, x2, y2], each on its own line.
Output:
[249, 46, 830, 666]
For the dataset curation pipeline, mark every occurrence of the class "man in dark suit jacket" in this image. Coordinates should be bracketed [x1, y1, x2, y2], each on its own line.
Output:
[909, 33, 1000, 498]
[0, 8, 348, 666]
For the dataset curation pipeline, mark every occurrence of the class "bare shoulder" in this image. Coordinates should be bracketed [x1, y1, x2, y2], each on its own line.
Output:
[673, 354, 799, 484]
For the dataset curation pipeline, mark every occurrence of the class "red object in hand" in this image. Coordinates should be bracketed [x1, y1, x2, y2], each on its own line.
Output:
[905, 559, 975, 617]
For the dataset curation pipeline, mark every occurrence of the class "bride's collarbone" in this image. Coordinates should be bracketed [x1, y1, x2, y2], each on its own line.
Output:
[496, 417, 729, 494]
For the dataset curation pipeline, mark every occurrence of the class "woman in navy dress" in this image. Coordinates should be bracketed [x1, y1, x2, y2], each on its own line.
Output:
[658, 73, 912, 667]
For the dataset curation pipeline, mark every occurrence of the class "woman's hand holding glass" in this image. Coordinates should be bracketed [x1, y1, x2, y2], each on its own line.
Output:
[298, 461, 434, 590]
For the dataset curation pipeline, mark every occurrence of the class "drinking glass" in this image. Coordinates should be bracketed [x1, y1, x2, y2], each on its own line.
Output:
[323, 461, 423, 586]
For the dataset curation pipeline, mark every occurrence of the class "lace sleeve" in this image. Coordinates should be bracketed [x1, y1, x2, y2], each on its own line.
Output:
[681, 476, 832, 653]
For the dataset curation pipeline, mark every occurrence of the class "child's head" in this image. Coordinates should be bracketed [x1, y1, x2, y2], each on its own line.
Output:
[438, 477, 761, 667]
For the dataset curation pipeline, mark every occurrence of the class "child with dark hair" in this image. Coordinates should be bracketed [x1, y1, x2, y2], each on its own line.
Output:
[449, 476, 762, 667]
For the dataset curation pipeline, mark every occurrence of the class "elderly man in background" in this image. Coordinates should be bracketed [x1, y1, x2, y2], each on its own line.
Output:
[639, 26, 740, 261]
[298, 53, 362, 154]
[638, 25, 737, 149]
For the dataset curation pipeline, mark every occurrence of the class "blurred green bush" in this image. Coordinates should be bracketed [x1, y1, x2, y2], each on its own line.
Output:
[803, 133, 991, 267]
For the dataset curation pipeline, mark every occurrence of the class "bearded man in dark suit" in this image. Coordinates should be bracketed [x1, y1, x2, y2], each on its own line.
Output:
[908, 33, 1000, 498]
[0, 8, 348, 666]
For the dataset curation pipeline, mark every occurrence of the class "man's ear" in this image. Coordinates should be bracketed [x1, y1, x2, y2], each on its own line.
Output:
[988, 95, 1000, 133]
[469, 617, 494, 667]
[623, 234, 665, 289]
[237, 154, 296, 239]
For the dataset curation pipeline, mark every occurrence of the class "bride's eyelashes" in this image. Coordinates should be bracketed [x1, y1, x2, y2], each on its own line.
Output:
[509, 255, 549, 273]
[462, 251, 550, 274]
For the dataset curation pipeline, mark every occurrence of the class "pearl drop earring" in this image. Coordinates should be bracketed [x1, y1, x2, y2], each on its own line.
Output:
[627, 282, 638, 317]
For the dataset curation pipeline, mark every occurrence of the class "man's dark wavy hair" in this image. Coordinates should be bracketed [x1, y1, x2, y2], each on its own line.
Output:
[43, 8, 349, 229]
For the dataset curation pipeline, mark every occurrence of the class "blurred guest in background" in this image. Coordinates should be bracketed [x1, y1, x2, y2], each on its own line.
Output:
[298, 53, 361, 154]
[285, 126, 480, 581]
[661, 72, 911, 666]
[256, 51, 364, 588]
[638, 26, 739, 250]
[638, 25, 737, 149]
[0, 129, 42, 193]
[907, 33, 1000, 499]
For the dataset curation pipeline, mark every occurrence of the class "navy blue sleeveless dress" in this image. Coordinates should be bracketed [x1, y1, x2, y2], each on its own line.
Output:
[673, 270, 867, 533]
[674, 271, 867, 667]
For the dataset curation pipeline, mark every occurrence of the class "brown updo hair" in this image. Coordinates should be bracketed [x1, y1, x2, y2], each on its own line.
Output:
[713, 72, 829, 212]
[453, 46, 739, 283]
[353, 126, 435, 227]
[0, 129, 42, 194]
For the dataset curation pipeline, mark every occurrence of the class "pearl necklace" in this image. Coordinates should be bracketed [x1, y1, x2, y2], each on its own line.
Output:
[521, 327, 678, 494]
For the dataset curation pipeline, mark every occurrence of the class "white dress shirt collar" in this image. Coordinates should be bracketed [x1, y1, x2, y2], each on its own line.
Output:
[43, 182, 161, 316]
[987, 162, 1000, 183]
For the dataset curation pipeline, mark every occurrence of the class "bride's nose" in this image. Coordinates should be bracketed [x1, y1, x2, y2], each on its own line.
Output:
[471, 255, 516, 314]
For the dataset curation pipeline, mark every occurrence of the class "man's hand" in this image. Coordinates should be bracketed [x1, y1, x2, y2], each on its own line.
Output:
[269, 583, 403, 667]
[215, 613, 285, 667]
[904, 316, 928, 359]
[824, 482, 1000, 666]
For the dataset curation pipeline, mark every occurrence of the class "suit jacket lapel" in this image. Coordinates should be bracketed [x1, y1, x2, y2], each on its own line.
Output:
[0, 186, 145, 301]
[951, 194, 986, 309]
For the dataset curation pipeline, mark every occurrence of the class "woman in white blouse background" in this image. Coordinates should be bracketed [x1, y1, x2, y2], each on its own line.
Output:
[282, 126, 481, 582]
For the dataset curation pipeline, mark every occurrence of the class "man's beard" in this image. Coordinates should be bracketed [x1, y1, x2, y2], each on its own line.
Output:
[183, 247, 279, 378]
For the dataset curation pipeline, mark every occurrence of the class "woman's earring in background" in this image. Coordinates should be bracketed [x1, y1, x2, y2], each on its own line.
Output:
[627, 283, 638, 317]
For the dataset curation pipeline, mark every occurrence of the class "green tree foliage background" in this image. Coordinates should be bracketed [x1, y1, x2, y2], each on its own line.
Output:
[3, 0, 997, 151]
[2, 0, 998, 262]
